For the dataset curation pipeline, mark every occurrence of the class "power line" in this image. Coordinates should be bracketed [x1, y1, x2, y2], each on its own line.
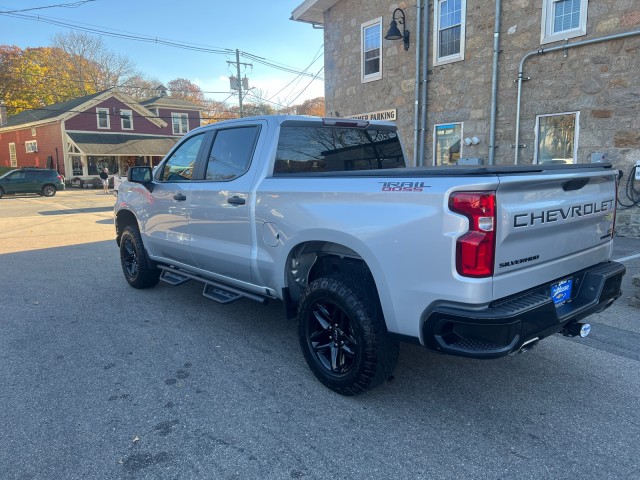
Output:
[0, 0, 95, 13]
[0, 11, 323, 79]
[267, 45, 324, 102]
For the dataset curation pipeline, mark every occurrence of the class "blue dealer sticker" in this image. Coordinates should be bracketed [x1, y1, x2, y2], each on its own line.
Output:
[551, 279, 573, 306]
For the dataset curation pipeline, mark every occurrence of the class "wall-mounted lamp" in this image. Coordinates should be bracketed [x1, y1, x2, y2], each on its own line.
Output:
[464, 137, 480, 146]
[385, 8, 410, 51]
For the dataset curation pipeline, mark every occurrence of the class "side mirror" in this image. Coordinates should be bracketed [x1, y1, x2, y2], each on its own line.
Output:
[127, 166, 154, 191]
[128, 166, 153, 183]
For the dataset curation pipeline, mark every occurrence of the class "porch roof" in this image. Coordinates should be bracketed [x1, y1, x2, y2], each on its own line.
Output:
[67, 132, 179, 156]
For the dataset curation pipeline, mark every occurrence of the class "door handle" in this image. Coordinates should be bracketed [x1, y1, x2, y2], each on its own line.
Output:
[173, 193, 187, 201]
[227, 195, 246, 205]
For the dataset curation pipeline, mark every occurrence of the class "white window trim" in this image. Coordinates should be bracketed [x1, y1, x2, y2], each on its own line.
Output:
[533, 111, 580, 164]
[9, 142, 17, 167]
[120, 109, 133, 130]
[96, 108, 110, 129]
[171, 113, 189, 135]
[433, 0, 466, 66]
[25, 140, 38, 153]
[541, 0, 588, 45]
[432, 122, 464, 166]
[361, 17, 383, 83]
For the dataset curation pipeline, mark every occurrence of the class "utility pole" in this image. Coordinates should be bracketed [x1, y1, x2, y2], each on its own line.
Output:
[227, 49, 252, 118]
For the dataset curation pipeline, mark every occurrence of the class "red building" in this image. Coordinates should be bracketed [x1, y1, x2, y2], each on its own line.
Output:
[0, 88, 202, 181]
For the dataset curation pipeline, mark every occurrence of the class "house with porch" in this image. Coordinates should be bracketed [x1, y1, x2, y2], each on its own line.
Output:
[0, 88, 202, 183]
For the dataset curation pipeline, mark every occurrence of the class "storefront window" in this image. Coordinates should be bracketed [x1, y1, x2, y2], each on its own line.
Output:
[434, 123, 462, 165]
[535, 112, 578, 164]
[88, 156, 119, 175]
[71, 155, 83, 176]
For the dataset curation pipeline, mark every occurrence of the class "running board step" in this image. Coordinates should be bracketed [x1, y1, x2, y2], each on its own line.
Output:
[160, 269, 190, 286]
[157, 265, 270, 305]
[202, 284, 242, 304]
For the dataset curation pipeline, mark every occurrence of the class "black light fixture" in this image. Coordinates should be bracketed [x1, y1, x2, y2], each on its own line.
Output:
[385, 8, 410, 51]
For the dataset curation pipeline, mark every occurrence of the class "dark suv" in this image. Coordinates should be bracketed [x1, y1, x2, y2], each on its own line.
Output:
[0, 168, 65, 198]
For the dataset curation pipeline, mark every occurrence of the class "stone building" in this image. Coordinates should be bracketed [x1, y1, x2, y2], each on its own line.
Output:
[292, 0, 640, 234]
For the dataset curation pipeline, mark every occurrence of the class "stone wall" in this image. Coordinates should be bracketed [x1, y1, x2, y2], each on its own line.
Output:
[322, 0, 640, 234]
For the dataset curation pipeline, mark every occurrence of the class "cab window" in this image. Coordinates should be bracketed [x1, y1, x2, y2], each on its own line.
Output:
[204, 126, 260, 181]
[159, 133, 205, 182]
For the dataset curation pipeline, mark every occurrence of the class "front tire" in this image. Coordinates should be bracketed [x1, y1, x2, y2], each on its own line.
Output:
[41, 184, 56, 197]
[297, 275, 399, 395]
[119, 226, 160, 289]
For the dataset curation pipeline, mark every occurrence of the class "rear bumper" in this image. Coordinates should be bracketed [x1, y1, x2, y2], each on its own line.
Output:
[422, 261, 626, 358]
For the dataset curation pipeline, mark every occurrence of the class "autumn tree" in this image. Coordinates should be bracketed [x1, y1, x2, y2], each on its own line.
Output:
[167, 78, 206, 105]
[118, 74, 163, 102]
[51, 32, 136, 93]
[296, 97, 325, 116]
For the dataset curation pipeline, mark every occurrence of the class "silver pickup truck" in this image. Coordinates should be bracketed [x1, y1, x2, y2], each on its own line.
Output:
[115, 115, 625, 395]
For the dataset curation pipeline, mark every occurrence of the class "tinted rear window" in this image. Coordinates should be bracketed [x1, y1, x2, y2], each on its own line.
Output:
[274, 126, 405, 174]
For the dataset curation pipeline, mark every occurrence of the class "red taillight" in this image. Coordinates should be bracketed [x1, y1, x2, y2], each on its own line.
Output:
[449, 191, 496, 278]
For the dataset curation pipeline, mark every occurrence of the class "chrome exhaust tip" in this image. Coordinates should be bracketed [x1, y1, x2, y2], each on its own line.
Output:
[561, 322, 591, 338]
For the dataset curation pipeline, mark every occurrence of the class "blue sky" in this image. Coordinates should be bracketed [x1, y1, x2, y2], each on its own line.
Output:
[0, 0, 325, 107]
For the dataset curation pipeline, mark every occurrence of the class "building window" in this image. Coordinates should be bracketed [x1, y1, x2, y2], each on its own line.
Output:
[31, 127, 36, 136]
[96, 108, 110, 129]
[534, 112, 579, 164]
[541, 0, 587, 44]
[9, 142, 17, 167]
[361, 18, 382, 83]
[434, 0, 466, 65]
[25, 140, 38, 153]
[172, 113, 189, 135]
[433, 123, 463, 165]
[120, 109, 133, 130]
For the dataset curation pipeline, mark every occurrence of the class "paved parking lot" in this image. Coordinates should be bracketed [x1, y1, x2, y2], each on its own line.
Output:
[0, 190, 639, 479]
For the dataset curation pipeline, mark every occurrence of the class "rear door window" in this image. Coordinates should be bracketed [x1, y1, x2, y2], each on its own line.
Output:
[204, 126, 260, 181]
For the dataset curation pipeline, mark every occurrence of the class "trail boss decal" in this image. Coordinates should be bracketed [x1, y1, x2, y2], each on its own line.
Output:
[513, 199, 615, 228]
[379, 181, 429, 192]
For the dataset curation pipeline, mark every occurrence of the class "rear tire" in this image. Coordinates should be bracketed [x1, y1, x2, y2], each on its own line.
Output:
[297, 274, 399, 395]
[41, 184, 56, 197]
[120, 226, 160, 289]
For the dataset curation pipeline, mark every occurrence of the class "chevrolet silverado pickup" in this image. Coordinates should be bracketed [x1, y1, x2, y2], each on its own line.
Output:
[114, 115, 625, 395]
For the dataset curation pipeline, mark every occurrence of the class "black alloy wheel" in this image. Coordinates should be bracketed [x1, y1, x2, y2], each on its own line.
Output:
[297, 274, 398, 395]
[119, 226, 160, 289]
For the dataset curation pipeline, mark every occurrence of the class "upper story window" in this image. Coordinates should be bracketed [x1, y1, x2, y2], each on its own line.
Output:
[434, 0, 466, 66]
[361, 18, 382, 83]
[120, 109, 133, 130]
[25, 140, 38, 153]
[96, 108, 110, 129]
[534, 112, 579, 164]
[172, 113, 189, 135]
[541, 0, 588, 44]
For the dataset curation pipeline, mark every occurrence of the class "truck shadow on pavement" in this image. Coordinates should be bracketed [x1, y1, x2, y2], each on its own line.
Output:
[2, 240, 639, 479]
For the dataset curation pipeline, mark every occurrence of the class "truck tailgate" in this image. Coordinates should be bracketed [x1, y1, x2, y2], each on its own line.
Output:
[493, 168, 616, 299]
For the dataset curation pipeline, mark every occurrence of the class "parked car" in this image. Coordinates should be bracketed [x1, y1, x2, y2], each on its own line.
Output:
[0, 168, 65, 198]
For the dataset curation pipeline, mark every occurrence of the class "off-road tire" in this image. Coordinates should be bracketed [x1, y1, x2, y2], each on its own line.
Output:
[297, 274, 399, 395]
[41, 184, 56, 197]
[119, 226, 160, 289]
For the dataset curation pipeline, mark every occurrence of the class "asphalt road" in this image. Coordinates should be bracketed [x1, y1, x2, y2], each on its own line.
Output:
[0, 189, 639, 480]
